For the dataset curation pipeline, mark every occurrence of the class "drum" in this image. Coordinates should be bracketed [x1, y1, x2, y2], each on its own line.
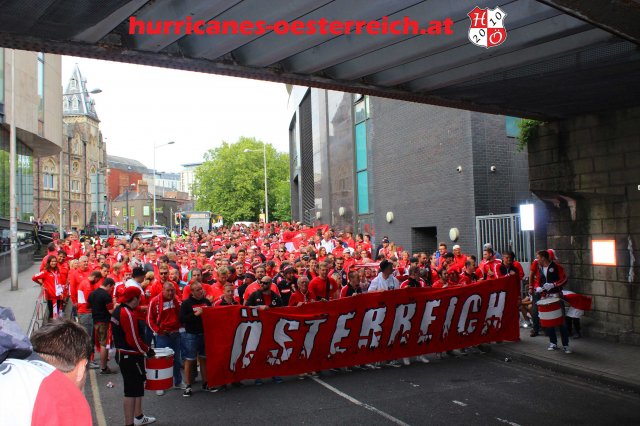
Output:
[145, 347, 174, 391]
[536, 297, 564, 328]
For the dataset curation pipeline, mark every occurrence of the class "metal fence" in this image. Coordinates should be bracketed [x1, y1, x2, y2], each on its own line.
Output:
[27, 289, 48, 337]
[475, 213, 535, 264]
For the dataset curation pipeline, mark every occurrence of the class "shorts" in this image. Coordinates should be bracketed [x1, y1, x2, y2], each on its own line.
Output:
[94, 322, 109, 347]
[181, 333, 206, 361]
[115, 352, 146, 397]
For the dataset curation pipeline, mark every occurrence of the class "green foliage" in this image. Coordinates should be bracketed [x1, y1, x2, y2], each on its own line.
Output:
[193, 136, 291, 224]
[516, 119, 543, 152]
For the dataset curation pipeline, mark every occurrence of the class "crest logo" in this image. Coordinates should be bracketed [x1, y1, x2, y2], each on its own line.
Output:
[468, 6, 507, 48]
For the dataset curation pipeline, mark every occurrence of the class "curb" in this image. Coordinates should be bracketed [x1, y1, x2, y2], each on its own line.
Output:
[488, 345, 640, 395]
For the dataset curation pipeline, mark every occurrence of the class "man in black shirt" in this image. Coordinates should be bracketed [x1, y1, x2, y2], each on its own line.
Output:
[246, 276, 283, 308]
[179, 282, 212, 396]
[88, 277, 116, 374]
[274, 265, 296, 306]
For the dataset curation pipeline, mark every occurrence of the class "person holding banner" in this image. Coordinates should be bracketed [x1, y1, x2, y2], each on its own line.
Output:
[246, 276, 284, 309]
[180, 282, 212, 396]
[309, 262, 340, 301]
[368, 260, 400, 292]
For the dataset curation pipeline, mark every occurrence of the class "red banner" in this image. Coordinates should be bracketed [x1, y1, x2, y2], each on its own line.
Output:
[281, 225, 329, 249]
[203, 276, 520, 386]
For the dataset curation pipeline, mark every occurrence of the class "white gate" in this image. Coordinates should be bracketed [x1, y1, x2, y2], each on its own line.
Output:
[475, 214, 535, 264]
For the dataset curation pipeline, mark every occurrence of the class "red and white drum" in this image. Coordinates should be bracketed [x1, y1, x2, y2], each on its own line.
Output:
[145, 347, 174, 391]
[537, 297, 564, 328]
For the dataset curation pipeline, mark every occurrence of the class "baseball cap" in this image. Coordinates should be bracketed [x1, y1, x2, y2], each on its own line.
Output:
[382, 238, 390, 243]
[131, 267, 145, 278]
[453, 244, 461, 250]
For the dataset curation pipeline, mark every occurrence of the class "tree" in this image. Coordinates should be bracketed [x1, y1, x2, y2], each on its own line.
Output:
[193, 137, 290, 224]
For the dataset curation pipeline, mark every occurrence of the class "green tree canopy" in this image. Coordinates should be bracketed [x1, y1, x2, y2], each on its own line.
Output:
[193, 137, 290, 224]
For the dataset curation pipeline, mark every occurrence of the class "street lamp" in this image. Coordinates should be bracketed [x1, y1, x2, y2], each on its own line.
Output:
[125, 183, 136, 232]
[153, 141, 175, 225]
[244, 144, 268, 224]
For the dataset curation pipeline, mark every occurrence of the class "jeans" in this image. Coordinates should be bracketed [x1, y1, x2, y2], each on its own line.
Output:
[156, 332, 183, 386]
[531, 292, 542, 333]
[78, 313, 93, 345]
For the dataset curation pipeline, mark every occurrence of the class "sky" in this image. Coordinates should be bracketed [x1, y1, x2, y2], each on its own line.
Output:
[61, 57, 291, 173]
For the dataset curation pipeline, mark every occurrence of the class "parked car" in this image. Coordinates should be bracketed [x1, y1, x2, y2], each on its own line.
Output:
[134, 225, 169, 236]
[84, 224, 130, 243]
[38, 223, 67, 244]
[131, 230, 169, 242]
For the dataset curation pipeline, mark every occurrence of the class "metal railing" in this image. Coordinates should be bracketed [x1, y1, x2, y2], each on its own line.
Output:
[27, 288, 48, 337]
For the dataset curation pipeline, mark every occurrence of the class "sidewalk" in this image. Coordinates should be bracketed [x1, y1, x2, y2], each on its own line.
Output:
[0, 262, 43, 332]
[491, 328, 640, 394]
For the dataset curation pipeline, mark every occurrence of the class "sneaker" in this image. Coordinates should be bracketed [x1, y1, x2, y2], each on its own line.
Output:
[364, 363, 380, 370]
[182, 387, 192, 397]
[99, 367, 116, 375]
[547, 343, 558, 351]
[386, 360, 402, 368]
[272, 376, 283, 384]
[133, 414, 156, 425]
[255, 379, 263, 386]
[563, 347, 572, 354]
[174, 382, 187, 390]
[416, 355, 430, 364]
[155, 390, 165, 396]
[209, 386, 225, 392]
[402, 357, 411, 366]
[87, 361, 100, 369]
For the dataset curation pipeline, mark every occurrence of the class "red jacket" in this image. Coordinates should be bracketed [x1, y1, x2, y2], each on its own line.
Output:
[69, 268, 91, 305]
[32, 270, 63, 301]
[147, 294, 181, 334]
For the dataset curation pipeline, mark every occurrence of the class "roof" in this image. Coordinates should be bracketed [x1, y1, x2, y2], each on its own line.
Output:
[63, 64, 100, 121]
[0, 0, 639, 119]
[107, 155, 149, 174]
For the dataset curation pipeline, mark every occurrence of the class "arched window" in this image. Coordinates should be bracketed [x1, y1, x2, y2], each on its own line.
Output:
[71, 95, 79, 111]
[70, 78, 77, 90]
[72, 212, 80, 224]
[63, 97, 69, 110]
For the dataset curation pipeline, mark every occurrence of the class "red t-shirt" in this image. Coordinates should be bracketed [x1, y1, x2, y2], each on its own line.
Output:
[308, 276, 339, 301]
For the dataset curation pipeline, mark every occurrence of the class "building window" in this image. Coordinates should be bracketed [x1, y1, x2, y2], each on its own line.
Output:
[71, 180, 80, 192]
[354, 97, 369, 215]
[43, 173, 55, 190]
[37, 53, 44, 136]
[71, 95, 79, 111]
[143, 206, 150, 216]
[130, 207, 135, 217]
[505, 116, 522, 138]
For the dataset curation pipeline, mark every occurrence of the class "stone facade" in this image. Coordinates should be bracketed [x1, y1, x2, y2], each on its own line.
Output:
[528, 107, 640, 344]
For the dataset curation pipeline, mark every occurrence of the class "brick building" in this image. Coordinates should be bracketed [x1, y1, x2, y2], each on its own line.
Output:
[288, 87, 530, 254]
[106, 155, 146, 202]
[33, 64, 106, 230]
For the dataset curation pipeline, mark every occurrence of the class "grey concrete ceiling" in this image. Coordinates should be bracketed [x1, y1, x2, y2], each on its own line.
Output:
[0, 0, 638, 119]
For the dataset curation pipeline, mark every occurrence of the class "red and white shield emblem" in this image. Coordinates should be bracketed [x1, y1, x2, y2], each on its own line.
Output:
[468, 6, 507, 48]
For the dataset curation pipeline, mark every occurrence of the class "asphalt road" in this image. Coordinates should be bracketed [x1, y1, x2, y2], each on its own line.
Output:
[86, 351, 640, 426]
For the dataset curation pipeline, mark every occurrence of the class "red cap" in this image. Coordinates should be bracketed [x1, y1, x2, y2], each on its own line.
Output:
[122, 286, 142, 303]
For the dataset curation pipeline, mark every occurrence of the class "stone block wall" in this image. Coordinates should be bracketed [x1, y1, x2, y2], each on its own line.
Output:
[528, 107, 640, 344]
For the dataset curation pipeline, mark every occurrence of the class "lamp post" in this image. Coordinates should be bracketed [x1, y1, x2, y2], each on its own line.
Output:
[125, 183, 136, 232]
[153, 141, 175, 225]
[244, 143, 268, 224]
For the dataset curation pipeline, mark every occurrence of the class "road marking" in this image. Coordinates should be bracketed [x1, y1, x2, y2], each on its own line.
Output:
[496, 418, 521, 426]
[452, 400, 468, 407]
[89, 368, 108, 426]
[311, 377, 410, 426]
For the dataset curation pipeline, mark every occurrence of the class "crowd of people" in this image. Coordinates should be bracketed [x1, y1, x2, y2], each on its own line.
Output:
[29, 221, 577, 425]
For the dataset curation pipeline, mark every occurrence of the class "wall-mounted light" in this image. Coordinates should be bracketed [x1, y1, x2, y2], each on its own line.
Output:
[315, 211, 322, 220]
[449, 228, 459, 241]
[592, 240, 616, 266]
[386, 211, 394, 223]
[519, 204, 535, 231]
[338, 207, 345, 217]
[456, 166, 462, 173]
[490, 165, 497, 173]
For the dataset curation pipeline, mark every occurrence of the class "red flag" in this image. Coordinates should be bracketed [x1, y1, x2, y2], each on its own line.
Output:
[563, 291, 592, 311]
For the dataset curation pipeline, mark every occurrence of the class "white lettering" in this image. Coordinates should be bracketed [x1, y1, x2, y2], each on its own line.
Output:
[388, 303, 416, 346]
[300, 318, 327, 359]
[358, 307, 387, 349]
[418, 300, 441, 344]
[457, 295, 482, 335]
[330, 312, 355, 355]
[229, 321, 262, 372]
[267, 319, 300, 365]
[442, 297, 458, 340]
[482, 291, 506, 335]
